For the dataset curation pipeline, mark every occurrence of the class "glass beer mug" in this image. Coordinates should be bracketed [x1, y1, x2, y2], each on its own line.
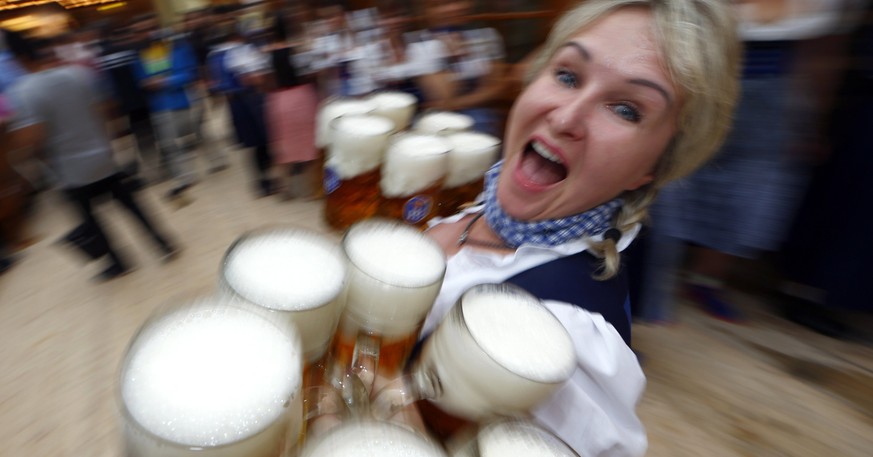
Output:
[316, 97, 377, 199]
[437, 131, 501, 217]
[377, 132, 451, 227]
[328, 219, 446, 391]
[414, 110, 475, 135]
[373, 284, 576, 438]
[118, 298, 304, 457]
[323, 114, 396, 231]
[219, 227, 348, 389]
[368, 91, 418, 132]
[448, 420, 579, 457]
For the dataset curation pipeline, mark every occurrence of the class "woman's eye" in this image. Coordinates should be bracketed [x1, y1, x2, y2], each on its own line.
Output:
[611, 103, 642, 123]
[554, 68, 578, 88]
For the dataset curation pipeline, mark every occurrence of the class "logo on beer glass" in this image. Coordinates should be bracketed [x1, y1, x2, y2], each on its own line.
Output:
[324, 167, 341, 195]
[403, 195, 433, 225]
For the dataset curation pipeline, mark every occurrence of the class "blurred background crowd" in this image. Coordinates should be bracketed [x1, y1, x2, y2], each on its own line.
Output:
[1, 0, 872, 335]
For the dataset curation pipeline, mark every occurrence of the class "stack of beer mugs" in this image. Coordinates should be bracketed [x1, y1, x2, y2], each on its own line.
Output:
[318, 93, 501, 231]
[117, 221, 576, 456]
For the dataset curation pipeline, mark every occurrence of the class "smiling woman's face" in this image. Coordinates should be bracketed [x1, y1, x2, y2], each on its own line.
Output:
[497, 7, 681, 221]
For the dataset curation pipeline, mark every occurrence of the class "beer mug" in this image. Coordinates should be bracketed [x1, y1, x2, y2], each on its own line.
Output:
[329, 219, 447, 391]
[437, 131, 501, 217]
[220, 227, 347, 380]
[378, 133, 451, 227]
[315, 97, 378, 150]
[368, 91, 418, 132]
[324, 114, 396, 230]
[448, 420, 579, 457]
[414, 110, 475, 135]
[119, 298, 304, 457]
[373, 284, 576, 433]
[299, 419, 448, 457]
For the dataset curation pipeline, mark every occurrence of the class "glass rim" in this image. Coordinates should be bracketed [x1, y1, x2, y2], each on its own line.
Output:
[220, 225, 347, 312]
[478, 418, 580, 456]
[453, 283, 574, 385]
[117, 299, 302, 450]
[341, 218, 447, 288]
[328, 113, 396, 137]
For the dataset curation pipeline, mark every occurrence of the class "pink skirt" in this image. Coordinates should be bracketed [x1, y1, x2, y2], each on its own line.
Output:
[267, 84, 319, 165]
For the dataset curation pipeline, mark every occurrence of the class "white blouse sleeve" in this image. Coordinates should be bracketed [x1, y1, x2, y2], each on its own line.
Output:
[533, 300, 648, 457]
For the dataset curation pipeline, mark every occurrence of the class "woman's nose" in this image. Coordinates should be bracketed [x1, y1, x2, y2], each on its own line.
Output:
[546, 97, 589, 141]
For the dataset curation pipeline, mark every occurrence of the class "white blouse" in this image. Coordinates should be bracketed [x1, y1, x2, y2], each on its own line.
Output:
[424, 207, 647, 456]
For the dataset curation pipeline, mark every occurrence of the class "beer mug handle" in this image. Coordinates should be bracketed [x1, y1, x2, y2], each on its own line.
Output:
[371, 361, 441, 421]
[350, 332, 381, 394]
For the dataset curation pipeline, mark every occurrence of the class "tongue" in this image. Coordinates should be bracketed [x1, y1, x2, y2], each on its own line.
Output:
[520, 150, 567, 185]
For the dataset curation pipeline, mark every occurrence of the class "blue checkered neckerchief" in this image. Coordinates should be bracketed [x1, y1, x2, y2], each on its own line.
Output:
[482, 161, 623, 248]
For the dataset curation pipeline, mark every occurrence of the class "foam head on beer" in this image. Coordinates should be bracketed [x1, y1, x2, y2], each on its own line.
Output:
[222, 227, 347, 363]
[368, 91, 418, 131]
[343, 219, 446, 336]
[316, 98, 377, 148]
[120, 299, 302, 451]
[329, 114, 395, 179]
[381, 133, 451, 198]
[414, 111, 474, 135]
[421, 284, 575, 419]
[444, 131, 501, 188]
[300, 420, 447, 457]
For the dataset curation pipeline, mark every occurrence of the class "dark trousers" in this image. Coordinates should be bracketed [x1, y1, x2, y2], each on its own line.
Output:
[64, 173, 170, 267]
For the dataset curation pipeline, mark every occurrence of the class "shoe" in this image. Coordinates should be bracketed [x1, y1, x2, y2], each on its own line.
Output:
[93, 263, 131, 282]
[0, 256, 18, 275]
[685, 284, 745, 323]
[159, 244, 181, 263]
[165, 183, 192, 200]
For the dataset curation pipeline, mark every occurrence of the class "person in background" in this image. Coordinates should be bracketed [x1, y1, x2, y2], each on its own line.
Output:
[132, 14, 199, 201]
[635, 0, 863, 323]
[419, 0, 740, 454]
[3, 29, 180, 281]
[264, 8, 320, 200]
[414, 0, 509, 137]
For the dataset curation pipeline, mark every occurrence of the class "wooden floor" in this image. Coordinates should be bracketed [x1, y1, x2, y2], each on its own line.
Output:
[1, 114, 871, 456]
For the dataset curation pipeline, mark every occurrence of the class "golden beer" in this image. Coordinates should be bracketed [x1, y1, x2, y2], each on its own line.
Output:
[324, 167, 382, 230]
[329, 219, 446, 390]
[315, 98, 377, 200]
[379, 133, 451, 227]
[436, 178, 484, 217]
[324, 115, 395, 231]
[378, 181, 445, 228]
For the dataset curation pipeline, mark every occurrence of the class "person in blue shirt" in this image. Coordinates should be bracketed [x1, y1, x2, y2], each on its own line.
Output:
[131, 14, 199, 200]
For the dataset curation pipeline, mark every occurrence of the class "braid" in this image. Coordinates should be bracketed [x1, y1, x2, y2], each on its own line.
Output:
[589, 187, 658, 280]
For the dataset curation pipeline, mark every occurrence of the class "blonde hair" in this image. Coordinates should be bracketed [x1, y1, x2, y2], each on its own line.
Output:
[525, 0, 741, 279]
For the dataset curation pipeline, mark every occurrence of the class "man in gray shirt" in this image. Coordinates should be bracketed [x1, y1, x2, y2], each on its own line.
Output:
[4, 30, 179, 281]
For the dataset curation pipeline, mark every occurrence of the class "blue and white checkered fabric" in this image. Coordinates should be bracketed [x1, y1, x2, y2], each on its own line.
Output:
[483, 161, 622, 248]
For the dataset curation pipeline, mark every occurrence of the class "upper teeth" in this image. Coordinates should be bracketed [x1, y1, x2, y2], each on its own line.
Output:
[532, 141, 562, 164]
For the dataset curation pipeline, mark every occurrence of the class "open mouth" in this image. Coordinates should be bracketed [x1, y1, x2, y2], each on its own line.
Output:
[519, 140, 568, 186]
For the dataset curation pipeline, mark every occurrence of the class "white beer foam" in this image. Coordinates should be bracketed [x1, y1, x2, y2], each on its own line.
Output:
[343, 220, 446, 335]
[316, 98, 377, 147]
[463, 291, 576, 383]
[415, 111, 474, 134]
[223, 229, 346, 311]
[444, 131, 501, 188]
[328, 115, 395, 179]
[380, 133, 450, 197]
[301, 420, 446, 457]
[122, 302, 301, 447]
[369, 91, 417, 131]
[478, 421, 577, 456]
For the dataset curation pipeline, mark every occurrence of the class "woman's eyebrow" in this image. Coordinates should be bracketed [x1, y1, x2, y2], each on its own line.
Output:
[557, 41, 673, 106]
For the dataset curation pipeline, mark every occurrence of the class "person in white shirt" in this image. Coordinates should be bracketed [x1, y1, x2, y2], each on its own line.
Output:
[418, 0, 742, 455]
